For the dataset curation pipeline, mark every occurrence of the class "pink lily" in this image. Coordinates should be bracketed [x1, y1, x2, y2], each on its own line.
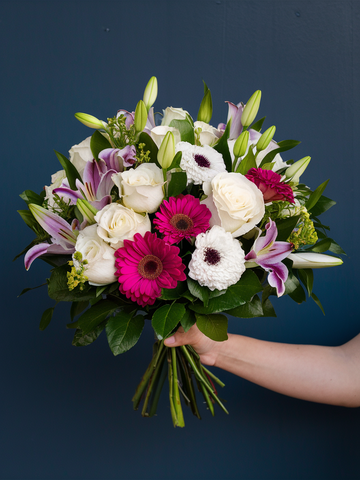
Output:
[225, 101, 245, 140]
[24, 204, 77, 269]
[245, 219, 293, 296]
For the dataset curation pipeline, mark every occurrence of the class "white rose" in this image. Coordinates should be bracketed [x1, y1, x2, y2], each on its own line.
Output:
[150, 125, 181, 148]
[202, 172, 265, 237]
[112, 163, 165, 214]
[74, 224, 117, 286]
[44, 169, 66, 207]
[69, 136, 93, 177]
[95, 203, 151, 249]
[161, 107, 190, 126]
[194, 121, 222, 146]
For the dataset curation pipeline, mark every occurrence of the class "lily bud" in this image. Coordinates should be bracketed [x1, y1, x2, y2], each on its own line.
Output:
[143, 76, 158, 111]
[241, 90, 262, 128]
[74, 113, 106, 129]
[233, 130, 249, 158]
[157, 131, 175, 169]
[77, 199, 98, 225]
[134, 100, 148, 133]
[288, 252, 343, 269]
[197, 89, 213, 124]
[285, 156, 311, 183]
[256, 126, 276, 152]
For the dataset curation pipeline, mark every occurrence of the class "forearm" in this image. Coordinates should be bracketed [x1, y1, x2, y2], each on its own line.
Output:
[214, 334, 360, 407]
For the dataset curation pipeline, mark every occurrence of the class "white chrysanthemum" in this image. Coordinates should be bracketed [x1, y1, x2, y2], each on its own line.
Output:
[188, 225, 246, 291]
[175, 141, 226, 185]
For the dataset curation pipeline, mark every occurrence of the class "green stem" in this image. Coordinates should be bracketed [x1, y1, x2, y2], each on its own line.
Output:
[202, 366, 225, 388]
[148, 359, 168, 417]
[167, 349, 177, 427]
[200, 381, 214, 416]
[171, 347, 185, 427]
[178, 350, 201, 419]
[141, 347, 167, 417]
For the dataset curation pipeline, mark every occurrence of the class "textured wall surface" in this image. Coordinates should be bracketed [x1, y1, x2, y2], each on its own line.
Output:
[1, 1, 359, 479]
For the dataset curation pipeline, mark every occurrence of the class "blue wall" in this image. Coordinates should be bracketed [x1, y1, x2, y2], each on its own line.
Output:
[2, 1, 359, 479]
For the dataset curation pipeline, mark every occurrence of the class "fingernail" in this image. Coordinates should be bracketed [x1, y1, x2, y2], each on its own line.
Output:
[165, 336, 175, 345]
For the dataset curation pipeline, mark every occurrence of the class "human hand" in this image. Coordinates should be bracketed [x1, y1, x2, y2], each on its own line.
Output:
[164, 324, 226, 366]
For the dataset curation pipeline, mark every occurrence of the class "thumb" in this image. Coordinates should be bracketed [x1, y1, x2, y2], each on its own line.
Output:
[164, 328, 187, 347]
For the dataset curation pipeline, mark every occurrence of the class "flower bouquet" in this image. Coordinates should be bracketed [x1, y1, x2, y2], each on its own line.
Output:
[17, 77, 343, 427]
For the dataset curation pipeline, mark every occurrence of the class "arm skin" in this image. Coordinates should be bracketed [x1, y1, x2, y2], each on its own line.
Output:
[164, 327, 360, 408]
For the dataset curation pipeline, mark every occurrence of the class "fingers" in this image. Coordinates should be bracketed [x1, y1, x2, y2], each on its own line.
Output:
[164, 328, 190, 347]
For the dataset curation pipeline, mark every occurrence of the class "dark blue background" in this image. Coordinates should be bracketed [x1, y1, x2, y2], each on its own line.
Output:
[2, 1, 359, 479]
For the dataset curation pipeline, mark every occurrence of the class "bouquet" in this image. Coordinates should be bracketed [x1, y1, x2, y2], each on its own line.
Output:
[17, 77, 343, 427]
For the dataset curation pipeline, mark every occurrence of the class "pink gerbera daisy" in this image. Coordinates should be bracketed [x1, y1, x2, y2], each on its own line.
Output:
[114, 231, 186, 307]
[153, 194, 211, 244]
[245, 168, 295, 204]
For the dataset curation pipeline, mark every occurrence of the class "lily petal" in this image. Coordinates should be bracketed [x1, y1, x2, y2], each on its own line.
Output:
[24, 243, 74, 270]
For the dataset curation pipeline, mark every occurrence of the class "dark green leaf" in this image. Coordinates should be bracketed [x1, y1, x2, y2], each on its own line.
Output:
[96, 285, 107, 297]
[54, 150, 82, 191]
[70, 300, 89, 321]
[189, 270, 263, 314]
[17, 210, 39, 231]
[72, 324, 104, 347]
[106, 312, 144, 355]
[328, 239, 346, 255]
[311, 292, 325, 315]
[41, 254, 72, 268]
[152, 303, 186, 340]
[227, 295, 263, 318]
[195, 313, 228, 341]
[284, 273, 306, 303]
[236, 147, 257, 174]
[276, 215, 301, 242]
[305, 238, 332, 253]
[259, 140, 301, 167]
[167, 171, 187, 198]
[47, 264, 97, 302]
[306, 179, 329, 212]
[19, 190, 44, 206]
[298, 269, 314, 297]
[309, 195, 336, 217]
[250, 116, 266, 132]
[70, 299, 119, 335]
[180, 310, 196, 332]
[168, 151, 182, 170]
[169, 119, 195, 144]
[39, 307, 55, 331]
[138, 132, 159, 164]
[18, 283, 47, 297]
[161, 281, 188, 300]
[187, 278, 209, 307]
[213, 120, 232, 172]
[90, 130, 111, 160]
[262, 298, 277, 317]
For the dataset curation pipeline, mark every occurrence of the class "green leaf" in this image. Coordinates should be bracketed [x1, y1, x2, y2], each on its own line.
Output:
[17, 209, 40, 231]
[48, 264, 97, 302]
[298, 269, 314, 297]
[250, 116, 266, 132]
[195, 313, 228, 341]
[152, 303, 186, 340]
[54, 150, 82, 191]
[70, 300, 89, 321]
[138, 132, 159, 164]
[187, 278, 209, 307]
[259, 139, 301, 167]
[227, 295, 264, 318]
[262, 298, 277, 317]
[18, 283, 47, 297]
[276, 215, 301, 242]
[161, 281, 188, 300]
[236, 147, 257, 175]
[180, 310, 196, 332]
[308, 195, 336, 217]
[311, 292, 325, 315]
[96, 285, 107, 297]
[306, 179, 330, 212]
[19, 190, 44, 206]
[213, 120, 232, 172]
[189, 270, 263, 314]
[328, 239, 346, 255]
[284, 272, 306, 303]
[167, 171, 187, 198]
[90, 130, 111, 160]
[168, 151, 182, 170]
[106, 312, 144, 355]
[39, 306, 55, 331]
[70, 299, 119, 335]
[305, 238, 332, 253]
[169, 119, 195, 144]
[72, 324, 104, 346]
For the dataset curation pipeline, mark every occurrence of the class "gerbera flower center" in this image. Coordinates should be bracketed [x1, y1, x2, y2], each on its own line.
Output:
[204, 247, 221, 265]
[137, 254, 163, 279]
[194, 154, 211, 168]
[170, 213, 194, 232]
